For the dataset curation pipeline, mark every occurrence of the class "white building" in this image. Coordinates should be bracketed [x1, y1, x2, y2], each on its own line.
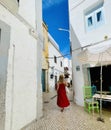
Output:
[0, 0, 43, 130]
[68, 0, 111, 106]
[48, 33, 64, 91]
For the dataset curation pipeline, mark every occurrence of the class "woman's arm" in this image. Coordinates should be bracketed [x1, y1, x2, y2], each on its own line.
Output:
[56, 82, 59, 91]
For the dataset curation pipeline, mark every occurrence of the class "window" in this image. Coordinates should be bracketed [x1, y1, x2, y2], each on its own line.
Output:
[85, 4, 104, 31]
[88, 16, 93, 27]
[55, 76, 57, 84]
[54, 56, 57, 63]
[97, 11, 102, 22]
[95, 7, 104, 27]
[85, 12, 94, 31]
[60, 61, 62, 67]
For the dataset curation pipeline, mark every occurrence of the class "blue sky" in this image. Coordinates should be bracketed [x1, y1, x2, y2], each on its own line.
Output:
[42, 0, 70, 59]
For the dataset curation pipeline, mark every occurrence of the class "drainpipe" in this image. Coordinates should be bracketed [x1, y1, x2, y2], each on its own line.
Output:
[10, 44, 15, 130]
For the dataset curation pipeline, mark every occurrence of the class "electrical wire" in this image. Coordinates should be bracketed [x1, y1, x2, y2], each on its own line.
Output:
[46, 52, 71, 59]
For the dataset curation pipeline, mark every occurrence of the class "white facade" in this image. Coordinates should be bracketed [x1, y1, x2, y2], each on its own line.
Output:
[68, 0, 111, 106]
[0, 0, 43, 130]
[48, 33, 64, 91]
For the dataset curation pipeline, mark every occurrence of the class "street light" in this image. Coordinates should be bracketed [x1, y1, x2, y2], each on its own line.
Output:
[58, 28, 72, 55]
[58, 28, 69, 32]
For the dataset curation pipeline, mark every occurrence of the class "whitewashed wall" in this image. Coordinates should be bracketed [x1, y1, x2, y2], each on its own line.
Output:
[69, 0, 111, 47]
[68, 0, 111, 106]
[0, 0, 43, 129]
[48, 34, 64, 91]
[19, 0, 36, 28]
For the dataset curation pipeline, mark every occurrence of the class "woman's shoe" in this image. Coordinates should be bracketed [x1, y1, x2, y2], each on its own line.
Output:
[61, 108, 64, 112]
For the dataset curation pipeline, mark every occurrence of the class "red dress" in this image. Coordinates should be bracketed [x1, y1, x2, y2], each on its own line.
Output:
[57, 83, 70, 108]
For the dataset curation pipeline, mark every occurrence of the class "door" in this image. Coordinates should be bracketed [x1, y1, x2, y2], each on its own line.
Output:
[42, 69, 46, 92]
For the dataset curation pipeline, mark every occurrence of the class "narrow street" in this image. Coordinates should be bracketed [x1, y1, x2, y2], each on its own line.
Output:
[22, 88, 111, 130]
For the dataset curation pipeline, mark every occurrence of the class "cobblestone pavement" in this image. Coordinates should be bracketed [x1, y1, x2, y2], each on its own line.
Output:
[22, 88, 111, 130]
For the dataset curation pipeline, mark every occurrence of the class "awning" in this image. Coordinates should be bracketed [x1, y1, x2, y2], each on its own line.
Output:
[78, 40, 111, 66]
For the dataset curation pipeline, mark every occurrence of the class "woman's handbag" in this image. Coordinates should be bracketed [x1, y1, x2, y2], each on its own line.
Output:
[65, 86, 70, 93]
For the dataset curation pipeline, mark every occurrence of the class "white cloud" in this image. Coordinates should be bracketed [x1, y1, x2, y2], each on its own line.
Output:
[42, 0, 64, 9]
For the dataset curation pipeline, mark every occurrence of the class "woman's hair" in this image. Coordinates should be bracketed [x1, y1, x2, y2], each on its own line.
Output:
[59, 75, 64, 83]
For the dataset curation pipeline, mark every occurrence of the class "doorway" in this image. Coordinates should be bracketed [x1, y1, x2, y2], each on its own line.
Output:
[42, 69, 46, 92]
[89, 65, 111, 91]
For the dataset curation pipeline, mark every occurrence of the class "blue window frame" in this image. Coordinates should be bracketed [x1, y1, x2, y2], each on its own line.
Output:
[85, 5, 104, 31]
[95, 7, 104, 27]
[97, 11, 102, 22]
[85, 12, 94, 31]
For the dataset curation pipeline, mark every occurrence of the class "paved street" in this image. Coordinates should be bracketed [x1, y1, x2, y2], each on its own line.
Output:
[22, 88, 111, 130]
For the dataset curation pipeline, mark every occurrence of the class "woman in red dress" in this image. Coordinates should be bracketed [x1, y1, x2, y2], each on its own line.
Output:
[56, 75, 70, 112]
